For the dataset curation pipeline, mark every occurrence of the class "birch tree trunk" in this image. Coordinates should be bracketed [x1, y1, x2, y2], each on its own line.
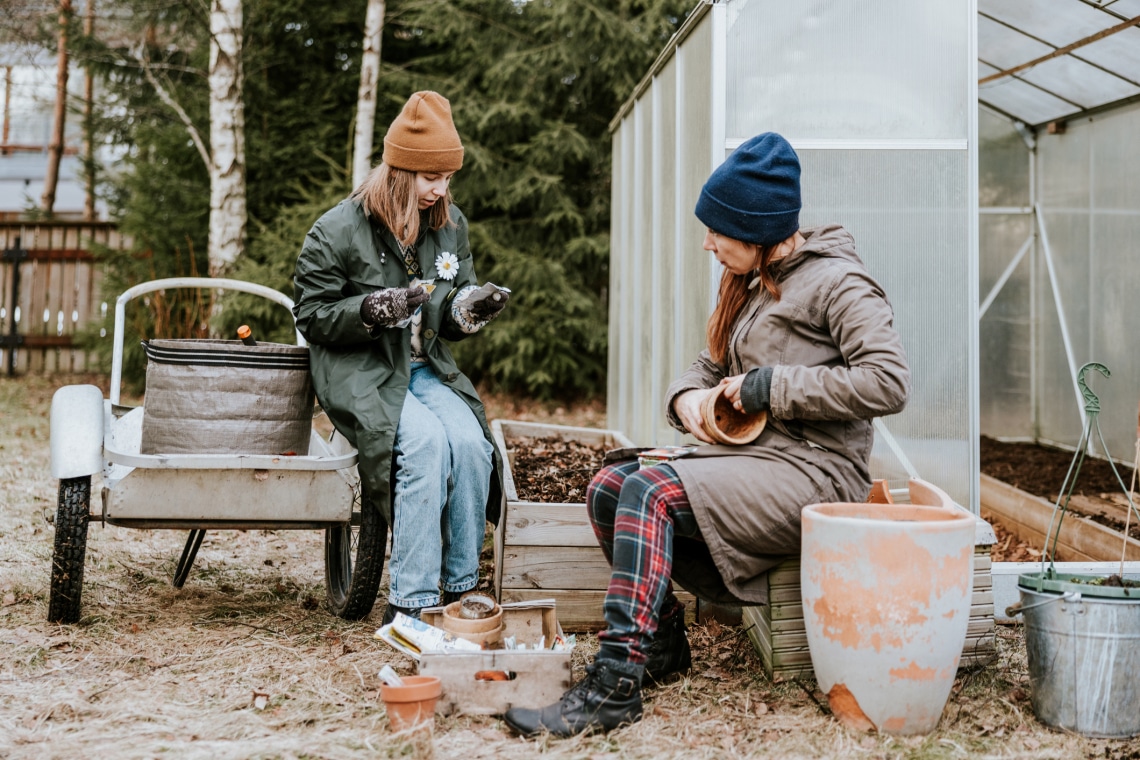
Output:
[208, 0, 246, 276]
[41, 0, 72, 216]
[352, 0, 386, 190]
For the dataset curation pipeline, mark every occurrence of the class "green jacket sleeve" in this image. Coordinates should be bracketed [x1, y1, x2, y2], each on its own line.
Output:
[293, 208, 375, 347]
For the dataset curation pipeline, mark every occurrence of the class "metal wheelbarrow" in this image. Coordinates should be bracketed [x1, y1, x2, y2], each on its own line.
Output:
[47, 277, 388, 623]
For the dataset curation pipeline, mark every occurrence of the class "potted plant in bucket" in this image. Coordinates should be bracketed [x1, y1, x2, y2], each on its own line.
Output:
[1006, 363, 1140, 739]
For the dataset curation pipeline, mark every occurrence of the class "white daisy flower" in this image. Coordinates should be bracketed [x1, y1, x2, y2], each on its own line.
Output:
[435, 251, 459, 280]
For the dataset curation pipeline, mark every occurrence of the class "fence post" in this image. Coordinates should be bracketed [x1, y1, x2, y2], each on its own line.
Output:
[2, 235, 26, 376]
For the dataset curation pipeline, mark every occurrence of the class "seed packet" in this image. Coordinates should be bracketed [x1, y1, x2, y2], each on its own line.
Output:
[638, 445, 699, 469]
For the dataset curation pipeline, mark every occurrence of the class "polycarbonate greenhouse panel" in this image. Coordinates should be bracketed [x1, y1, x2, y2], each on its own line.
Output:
[634, 98, 655, 442]
[676, 19, 714, 430]
[977, 0, 1140, 125]
[978, 108, 1030, 208]
[1034, 207, 1091, 449]
[978, 213, 1033, 439]
[607, 124, 632, 431]
[980, 0, 1121, 46]
[725, 0, 968, 140]
[978, 14, 1051, 71]
[1032, 105, 1140, 459]
[1079, 28, 1140, 86]
[607, 10, 715, 446]
[653, 59, 679, 444]
[1018, 56, 1140, 111]
[797, 148, 972, 507]
[978, 72, 1076, 126]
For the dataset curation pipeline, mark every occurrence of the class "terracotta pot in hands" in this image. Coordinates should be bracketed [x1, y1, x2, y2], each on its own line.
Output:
[700, 386, 767, 445]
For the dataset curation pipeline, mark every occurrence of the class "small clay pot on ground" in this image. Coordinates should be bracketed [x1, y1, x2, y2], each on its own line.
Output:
[381, 675, 441, 731]
[700, 386, 767, 445]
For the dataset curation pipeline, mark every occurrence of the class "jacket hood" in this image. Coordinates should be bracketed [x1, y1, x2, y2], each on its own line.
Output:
[775, 224, 864, 276]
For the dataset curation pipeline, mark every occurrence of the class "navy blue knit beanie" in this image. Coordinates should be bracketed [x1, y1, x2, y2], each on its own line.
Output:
[695, 132, 801, 247]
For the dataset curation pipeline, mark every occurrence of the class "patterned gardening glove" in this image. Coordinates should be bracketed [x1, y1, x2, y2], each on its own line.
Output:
[465, 282, 510, 319]
[451, 283, 510, 334]
[360, 286, 430, 328]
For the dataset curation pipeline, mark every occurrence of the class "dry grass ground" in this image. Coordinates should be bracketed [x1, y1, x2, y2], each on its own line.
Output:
[1, 374, 1137, 759]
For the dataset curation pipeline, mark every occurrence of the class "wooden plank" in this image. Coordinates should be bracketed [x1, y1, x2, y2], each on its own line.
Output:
[982, 474, 1140, 561]
[500, 588, 697, 632]
[420, 651, 573, 716]
[500, 545, 611, 589]
[1067, 493, 1140, 526]
[502, 501, 597, 547]
[499, 589, 606, 631]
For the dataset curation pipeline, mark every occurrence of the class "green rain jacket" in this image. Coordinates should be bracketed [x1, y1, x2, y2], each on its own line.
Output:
[293, 197, 503, 525]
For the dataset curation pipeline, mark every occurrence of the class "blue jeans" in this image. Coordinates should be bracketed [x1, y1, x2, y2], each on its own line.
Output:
[388, 363, 493, 609]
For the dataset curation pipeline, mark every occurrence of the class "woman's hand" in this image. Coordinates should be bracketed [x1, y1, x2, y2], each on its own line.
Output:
[674, 388, 717, 444]
[719, 374, 748, 412]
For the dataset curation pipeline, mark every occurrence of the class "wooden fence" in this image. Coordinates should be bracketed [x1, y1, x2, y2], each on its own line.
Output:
[0, 221, 123, 375]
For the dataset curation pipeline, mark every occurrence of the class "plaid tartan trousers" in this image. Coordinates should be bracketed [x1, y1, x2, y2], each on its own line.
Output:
[586, 460, 702, 664]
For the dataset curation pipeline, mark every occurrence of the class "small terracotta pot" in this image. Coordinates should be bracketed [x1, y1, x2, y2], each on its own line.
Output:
[700, 386, 767, 445]
[381, 675, 441, 731]
[441, 601, 503, 647]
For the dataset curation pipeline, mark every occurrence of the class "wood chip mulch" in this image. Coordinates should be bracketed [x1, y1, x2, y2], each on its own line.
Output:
[508, 436, 606, 503]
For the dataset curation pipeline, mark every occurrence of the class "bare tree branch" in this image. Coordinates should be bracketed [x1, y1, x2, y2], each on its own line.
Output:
[131, 39, 213, 173]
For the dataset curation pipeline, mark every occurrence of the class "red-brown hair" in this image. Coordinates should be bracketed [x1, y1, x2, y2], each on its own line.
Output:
[351, 163, 453, 246]
[706, 243, 782, 365]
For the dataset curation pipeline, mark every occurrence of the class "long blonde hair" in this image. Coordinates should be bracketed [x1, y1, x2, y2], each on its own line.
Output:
[351, 163, 453, 246]
[706, 243, 782, 365]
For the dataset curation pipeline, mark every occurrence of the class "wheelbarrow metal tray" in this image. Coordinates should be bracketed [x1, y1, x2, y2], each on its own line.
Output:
[103, 468, 354, 525]
[102, 404, 356, 524]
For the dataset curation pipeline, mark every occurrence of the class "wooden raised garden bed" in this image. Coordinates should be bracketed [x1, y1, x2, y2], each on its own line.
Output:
[491, 419, 695, 631]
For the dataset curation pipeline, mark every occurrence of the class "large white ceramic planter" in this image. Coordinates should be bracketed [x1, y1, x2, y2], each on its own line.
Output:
[800, 480, 975, 735]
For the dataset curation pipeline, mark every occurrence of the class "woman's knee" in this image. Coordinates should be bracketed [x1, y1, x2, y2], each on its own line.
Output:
[617, 466, 684, 519]
[395, 421, 448, 466]
[587, 462, 634, 526]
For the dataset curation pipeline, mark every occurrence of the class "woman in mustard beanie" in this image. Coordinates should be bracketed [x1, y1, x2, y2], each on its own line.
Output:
[293, 91, 508, 624]
[505, 133, 911, 736]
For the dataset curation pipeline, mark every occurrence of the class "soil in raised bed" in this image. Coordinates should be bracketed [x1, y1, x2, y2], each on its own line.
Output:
[507, 435, 1140, 556]
[508, 436, 607, 503]
[981, 435, 1140, 550]
[980, 435, 1135, 500]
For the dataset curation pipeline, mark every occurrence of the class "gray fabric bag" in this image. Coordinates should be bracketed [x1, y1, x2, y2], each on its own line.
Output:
[139, 339, 314, 456]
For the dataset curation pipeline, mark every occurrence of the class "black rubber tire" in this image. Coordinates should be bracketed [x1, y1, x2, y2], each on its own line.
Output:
[48, 476, 91, 624]
[324, 491, 388, 620]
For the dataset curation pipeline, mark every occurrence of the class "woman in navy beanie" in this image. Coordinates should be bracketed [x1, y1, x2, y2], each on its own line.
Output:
[505, 133, 911, 737]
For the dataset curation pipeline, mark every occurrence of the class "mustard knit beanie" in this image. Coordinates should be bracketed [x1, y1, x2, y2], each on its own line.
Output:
[382, 91, 464, 172]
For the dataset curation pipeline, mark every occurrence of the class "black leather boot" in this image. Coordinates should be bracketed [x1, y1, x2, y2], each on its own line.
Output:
[502, 660, 643, 737]
[643, 606, 692, 685]
[381, 603, 421, 627]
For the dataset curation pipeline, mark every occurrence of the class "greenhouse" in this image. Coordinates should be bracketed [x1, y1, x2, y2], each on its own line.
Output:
[608, 0, 1140, 514]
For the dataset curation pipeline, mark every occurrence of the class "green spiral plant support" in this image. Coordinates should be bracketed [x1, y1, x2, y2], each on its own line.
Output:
[1041, 362, 1140, 577]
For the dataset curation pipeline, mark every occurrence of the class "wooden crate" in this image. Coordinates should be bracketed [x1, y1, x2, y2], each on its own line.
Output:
[491, 419, 695, 631]
[744, 517, 998, 682]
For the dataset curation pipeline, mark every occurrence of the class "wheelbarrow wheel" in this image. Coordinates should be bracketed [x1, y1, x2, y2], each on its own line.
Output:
[48, 476, 91, 624]
[325, 494, 388, 620]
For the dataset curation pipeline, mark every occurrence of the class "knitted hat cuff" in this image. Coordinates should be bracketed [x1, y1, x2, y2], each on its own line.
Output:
[382, 141, 465, 173]
[695, 191, 800, 247]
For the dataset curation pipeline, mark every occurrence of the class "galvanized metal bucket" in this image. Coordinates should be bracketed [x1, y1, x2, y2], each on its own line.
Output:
[1016, 581, 1140, 738]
